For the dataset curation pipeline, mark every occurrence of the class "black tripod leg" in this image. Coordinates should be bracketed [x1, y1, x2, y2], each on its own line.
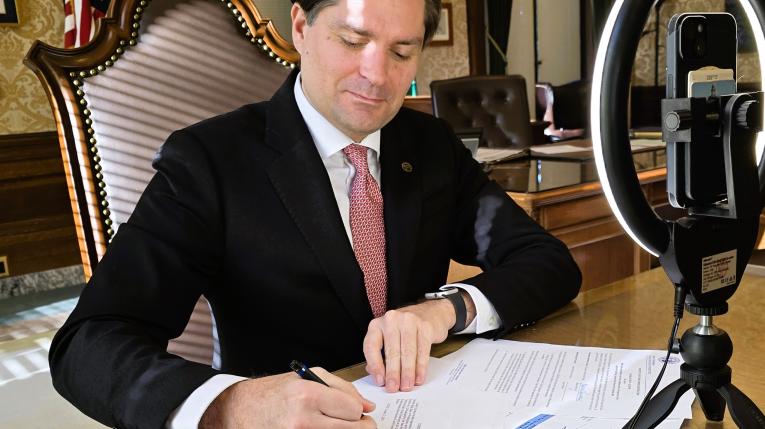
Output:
[622, 379, 691, 429]
[694, 388, 725, 421]
[718, 384, 765, 427]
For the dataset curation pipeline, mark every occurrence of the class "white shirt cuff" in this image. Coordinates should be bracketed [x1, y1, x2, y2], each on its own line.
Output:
[442, 283, 501, 334]
[165, 374, 248, 428]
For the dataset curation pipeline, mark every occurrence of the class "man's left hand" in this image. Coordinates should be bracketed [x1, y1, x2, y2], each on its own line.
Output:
[362, 295, 464, 393]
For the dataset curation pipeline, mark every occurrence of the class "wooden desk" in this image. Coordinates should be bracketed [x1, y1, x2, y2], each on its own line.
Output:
[402, 95, 433, 115]
[511, 167, 668, 291]
[336, 268, 765, 428]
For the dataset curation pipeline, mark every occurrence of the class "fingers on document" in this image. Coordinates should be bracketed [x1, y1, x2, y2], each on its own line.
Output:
[415, 330, 430, 386]
[399, 320, 418, 391]
[382, 324, 401, 392]
[364, 317, 434, 392]
[363, 325, 385, 386]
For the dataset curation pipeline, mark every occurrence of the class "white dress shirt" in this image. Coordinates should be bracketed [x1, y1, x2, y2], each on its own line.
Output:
[167, 74, 501, 427]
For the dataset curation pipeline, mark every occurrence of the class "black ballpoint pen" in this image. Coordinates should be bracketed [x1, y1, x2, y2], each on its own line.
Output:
[290, 360, 329, 386]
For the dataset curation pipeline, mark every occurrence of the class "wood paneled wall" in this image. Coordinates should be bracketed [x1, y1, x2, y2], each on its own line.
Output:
[0, 132, 80, 277]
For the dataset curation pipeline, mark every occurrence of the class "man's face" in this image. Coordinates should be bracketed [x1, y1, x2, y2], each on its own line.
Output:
[292, 0, 425, 142]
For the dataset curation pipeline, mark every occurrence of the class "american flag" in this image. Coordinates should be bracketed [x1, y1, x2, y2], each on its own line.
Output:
[64, 0, 111, 48]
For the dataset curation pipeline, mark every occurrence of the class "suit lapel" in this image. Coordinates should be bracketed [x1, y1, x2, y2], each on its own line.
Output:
[380, 119, 421, 308]
[262, 71, 372, 333]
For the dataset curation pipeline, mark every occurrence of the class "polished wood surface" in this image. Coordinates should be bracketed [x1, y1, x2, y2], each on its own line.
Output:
[336, 268, 765, 428]
[0, 132, 79, 277]
[402, 96, 433, 115]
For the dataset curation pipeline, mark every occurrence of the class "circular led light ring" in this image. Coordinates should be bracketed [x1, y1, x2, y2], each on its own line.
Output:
[591, 0, 765, 257]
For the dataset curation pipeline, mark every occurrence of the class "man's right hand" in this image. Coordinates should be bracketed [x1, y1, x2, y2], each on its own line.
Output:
[200, 367, 376, 428]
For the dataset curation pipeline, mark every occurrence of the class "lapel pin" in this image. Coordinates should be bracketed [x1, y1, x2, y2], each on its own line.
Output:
[401, 162, 413, 173]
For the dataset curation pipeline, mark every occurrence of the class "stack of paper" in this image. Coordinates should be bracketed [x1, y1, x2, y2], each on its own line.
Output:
[353, 338, 693, 429]
[475, 148, 528, 164]
[530, 144, 592, 156]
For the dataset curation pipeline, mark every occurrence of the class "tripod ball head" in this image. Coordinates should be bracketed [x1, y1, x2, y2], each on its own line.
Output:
[681, 328, 733, 370]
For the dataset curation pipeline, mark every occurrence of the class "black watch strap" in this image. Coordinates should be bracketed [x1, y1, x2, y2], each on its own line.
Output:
[445, 291, 467, 334]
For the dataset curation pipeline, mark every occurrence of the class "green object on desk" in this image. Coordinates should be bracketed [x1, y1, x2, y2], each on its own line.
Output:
[409, 79, 418, 96]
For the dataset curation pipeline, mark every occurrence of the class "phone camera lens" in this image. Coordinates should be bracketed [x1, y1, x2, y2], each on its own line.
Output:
[695, 39, 706, 56]
[697, 23, 704, 33]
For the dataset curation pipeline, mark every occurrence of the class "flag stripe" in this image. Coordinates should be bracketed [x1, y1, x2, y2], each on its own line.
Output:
[63, 0, 76, 48]
[79, 0, 92, 48]
[64, 0, 110, 49]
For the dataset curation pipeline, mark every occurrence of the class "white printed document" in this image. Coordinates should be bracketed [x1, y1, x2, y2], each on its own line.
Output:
[353, 339, 692, 429]
[475, 147, 527, 164]
[530, 144, 591, 155]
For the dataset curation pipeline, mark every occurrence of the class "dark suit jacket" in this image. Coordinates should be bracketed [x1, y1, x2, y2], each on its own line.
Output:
[49, 71, 581, 428]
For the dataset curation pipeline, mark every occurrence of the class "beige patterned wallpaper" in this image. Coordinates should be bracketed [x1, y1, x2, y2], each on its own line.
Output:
[0, 0, 63, 135]
[0, 0, 467, 132]
[633, 0, 760, 86]
[415, 0, 470, 95]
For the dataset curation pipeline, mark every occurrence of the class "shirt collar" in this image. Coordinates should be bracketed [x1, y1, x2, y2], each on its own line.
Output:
[293, 72, 381, 160]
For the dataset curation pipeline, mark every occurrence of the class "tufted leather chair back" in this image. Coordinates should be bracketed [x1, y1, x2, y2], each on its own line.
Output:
[430, 75, 533, 149]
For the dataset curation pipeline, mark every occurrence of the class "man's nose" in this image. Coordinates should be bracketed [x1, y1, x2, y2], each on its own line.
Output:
[359, 43, 388, 87]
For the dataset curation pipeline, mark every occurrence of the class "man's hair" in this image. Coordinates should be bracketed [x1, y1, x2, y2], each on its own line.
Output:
[292, 0, 442, 46]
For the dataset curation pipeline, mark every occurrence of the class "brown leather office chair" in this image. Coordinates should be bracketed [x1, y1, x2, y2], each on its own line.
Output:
[430, 75, 537, 149]
[25, 0, 296, 366]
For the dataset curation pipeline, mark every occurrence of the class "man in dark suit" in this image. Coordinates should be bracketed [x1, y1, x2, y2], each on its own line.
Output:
[49, 0, 581, 427]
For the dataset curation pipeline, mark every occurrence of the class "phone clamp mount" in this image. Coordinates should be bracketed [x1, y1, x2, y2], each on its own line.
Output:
[592, 1, 765, 428]
[663, 93, 764, 219]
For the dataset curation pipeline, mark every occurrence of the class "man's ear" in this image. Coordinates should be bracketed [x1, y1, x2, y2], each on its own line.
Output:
[291, 3, 308, 54]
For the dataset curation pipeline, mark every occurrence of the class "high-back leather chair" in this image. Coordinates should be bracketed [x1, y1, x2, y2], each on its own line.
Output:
[25, 0, 296, 366]
[430, 75, 534, 149]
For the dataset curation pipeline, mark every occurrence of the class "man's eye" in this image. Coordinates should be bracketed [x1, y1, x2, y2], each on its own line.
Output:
[393, 51, 411, 61]
[341, 38, 363, 48]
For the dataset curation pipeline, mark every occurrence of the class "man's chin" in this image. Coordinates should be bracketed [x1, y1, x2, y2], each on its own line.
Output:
[337, 114, 390, 137]
[333, 102, 400, 137]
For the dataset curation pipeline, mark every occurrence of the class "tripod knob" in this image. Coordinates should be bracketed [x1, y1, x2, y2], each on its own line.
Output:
[665, 109, 692, 132]
[686, 302, 728, 316]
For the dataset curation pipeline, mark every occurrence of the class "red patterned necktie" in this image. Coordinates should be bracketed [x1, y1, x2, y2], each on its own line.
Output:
[343, 143, 387, 318]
